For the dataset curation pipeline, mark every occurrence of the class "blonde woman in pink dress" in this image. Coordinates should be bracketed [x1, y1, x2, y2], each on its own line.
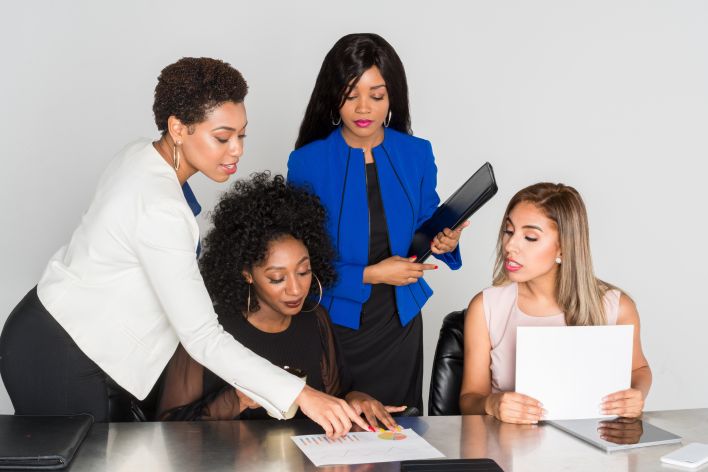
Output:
[459, 183, 652, 424]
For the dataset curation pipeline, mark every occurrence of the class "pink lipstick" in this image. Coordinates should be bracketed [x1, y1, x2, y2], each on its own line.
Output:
[354, 119, 373, 128]
[505, 258, 523, 272]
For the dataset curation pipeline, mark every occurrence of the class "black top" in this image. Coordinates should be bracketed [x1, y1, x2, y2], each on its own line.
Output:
[203, 311, 325, 420]
[362, 162, 397, 318]
[157, 304, 353, 421]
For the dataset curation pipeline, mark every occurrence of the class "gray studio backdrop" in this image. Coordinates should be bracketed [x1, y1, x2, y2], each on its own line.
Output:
[1, 1, 706, 415]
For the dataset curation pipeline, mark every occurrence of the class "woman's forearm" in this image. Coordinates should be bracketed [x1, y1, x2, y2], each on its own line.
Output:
[459, 392, 489, 415]
[631, 365, 652, 400]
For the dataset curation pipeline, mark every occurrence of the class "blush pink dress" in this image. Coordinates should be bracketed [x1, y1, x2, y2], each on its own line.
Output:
[482, 282, 621, 393]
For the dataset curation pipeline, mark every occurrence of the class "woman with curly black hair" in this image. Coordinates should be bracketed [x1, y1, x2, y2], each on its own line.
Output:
[0, 58, 368, 436]
[158, 173, 404, 429]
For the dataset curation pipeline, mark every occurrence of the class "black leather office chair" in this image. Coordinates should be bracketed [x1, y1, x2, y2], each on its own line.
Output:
[428, 309, 466, 416]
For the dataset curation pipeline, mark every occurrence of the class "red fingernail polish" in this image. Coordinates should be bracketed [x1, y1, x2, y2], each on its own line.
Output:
[411, 255, 417, 261]
[368, 426, 375, 432]
[434, 265, 439, 269]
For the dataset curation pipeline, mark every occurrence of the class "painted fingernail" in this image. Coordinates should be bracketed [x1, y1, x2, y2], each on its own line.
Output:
[368, 426, 375, 432]
[434, 265, 439, 269]
[410, 255, 417, 261]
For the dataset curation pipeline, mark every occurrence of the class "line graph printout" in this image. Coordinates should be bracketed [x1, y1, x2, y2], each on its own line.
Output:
[291, 429, 444, 466]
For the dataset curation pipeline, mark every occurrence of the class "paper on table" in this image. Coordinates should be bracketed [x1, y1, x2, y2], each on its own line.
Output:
[291, 429, 444, 466]
[515, 325, 633, 420]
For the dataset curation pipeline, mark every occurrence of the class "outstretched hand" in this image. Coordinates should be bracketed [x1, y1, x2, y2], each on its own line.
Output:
[345, 391, 406, 431]
[295, 385, 371, 438]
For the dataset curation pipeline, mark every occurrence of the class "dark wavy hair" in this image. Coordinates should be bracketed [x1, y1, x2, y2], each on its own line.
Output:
[199, 172, 337, 315]
[153, 57, 248, 134]
[295, 33, 412, 149]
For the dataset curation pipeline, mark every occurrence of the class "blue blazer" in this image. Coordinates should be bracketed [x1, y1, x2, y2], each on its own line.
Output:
[287, 128, 462, 329]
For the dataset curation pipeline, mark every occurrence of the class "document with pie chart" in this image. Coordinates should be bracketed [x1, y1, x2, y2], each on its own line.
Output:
[291, 428, 444, 466]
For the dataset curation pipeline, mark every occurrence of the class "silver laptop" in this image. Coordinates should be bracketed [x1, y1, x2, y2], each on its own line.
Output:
[549, 417, 681, 452]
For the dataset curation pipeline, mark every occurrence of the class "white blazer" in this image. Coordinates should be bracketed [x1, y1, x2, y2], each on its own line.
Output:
[37, 139, 304, 418]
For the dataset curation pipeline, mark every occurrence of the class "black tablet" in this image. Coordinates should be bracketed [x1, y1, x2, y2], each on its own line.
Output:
[408, 162, 497, 262]
[400, 458, 504, 471]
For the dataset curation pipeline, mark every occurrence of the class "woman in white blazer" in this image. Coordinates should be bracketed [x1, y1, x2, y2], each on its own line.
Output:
[0, 57, 368, 438]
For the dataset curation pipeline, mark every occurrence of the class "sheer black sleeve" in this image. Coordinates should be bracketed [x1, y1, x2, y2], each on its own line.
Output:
[314, 306, 353, 397]
[157, 344, 244, 421]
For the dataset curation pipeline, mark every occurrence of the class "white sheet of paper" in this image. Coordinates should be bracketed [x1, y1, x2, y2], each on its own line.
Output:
[291, 429, 444, 466]
[515, 325, 633, 420]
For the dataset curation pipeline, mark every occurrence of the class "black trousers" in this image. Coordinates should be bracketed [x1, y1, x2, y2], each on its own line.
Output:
[0, 287, 136, 422]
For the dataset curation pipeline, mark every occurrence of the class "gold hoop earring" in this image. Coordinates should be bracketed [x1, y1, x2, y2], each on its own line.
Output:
[300, 273, 323, 312]
[383, 110, 392, 127]
[173, 140, 182, 171]
[246, 283, 252, 313]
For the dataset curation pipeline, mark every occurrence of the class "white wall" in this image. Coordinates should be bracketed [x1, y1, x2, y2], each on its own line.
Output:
[1, 0, 706, 415]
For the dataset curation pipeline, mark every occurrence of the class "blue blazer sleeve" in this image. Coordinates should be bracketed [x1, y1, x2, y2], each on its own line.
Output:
[287, 151, 373, 304]
[416, 141, 462, 270]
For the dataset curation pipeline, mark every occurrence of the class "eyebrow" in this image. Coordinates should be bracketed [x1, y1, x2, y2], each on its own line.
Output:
[506, 218, 544, 232]
[370, 84, 386, 90]
[264, 255, 310, 271]
[212, 121, 248, 132]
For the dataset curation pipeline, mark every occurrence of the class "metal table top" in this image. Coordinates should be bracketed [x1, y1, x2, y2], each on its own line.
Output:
[68, 408, 708, 471]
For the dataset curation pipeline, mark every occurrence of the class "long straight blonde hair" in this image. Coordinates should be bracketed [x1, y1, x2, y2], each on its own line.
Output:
[492, 183, 614, 326]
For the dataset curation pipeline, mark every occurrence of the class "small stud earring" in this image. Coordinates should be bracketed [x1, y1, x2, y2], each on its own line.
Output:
[555, 257, 562, 264]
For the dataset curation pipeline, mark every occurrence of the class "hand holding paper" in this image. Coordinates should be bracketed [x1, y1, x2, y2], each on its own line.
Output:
[515, 325, 634, 420]
[484, 391, 545, 425]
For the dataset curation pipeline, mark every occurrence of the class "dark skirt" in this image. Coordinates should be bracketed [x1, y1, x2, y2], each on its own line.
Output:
[333, 284, 423, 413]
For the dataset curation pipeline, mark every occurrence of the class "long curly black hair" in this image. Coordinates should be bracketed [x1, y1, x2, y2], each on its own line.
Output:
[153, 57, 248, 134]
[199, 172, 337, 315]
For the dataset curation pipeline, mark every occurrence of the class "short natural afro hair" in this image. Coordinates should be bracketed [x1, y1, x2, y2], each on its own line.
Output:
[199, 172, 337, 315]
[153, 57, 248, 133]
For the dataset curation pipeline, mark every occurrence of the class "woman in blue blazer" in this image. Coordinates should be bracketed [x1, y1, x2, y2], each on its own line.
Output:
[288, 33, 467, 412]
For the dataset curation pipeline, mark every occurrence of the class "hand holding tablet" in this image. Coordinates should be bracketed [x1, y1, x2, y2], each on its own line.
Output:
[408, 162, 497, 262]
